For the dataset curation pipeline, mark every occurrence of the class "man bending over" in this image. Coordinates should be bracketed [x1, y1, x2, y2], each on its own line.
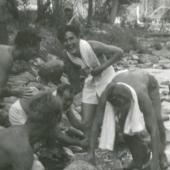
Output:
[88, 70, 168, 170]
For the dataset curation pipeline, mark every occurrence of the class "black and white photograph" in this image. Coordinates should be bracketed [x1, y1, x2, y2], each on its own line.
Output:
[0, 0, 170, 169]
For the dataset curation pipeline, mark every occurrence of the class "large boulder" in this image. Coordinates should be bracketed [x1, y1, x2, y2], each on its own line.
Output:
[64, 160, 97, 170]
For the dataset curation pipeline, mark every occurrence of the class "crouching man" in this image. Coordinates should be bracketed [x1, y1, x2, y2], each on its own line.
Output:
[88, 70, 168, 170]
[0, 91, 62, 170]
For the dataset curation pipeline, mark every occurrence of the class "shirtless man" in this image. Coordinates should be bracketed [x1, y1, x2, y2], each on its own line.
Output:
[0, 91, 62, 170]
[0, 28, 41, 100]
[88, 70, 168, 170]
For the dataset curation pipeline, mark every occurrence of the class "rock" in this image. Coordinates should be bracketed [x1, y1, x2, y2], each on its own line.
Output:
[166, 41, 170, 50]
[162, 63, 170, 69]
[162, 101, 170, 115]
[64, 160, 97, 170]
[153, 42, 162, 50]
[131, 54, 139, 60]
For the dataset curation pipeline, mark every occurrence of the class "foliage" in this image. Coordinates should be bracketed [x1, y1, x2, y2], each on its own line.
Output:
[86, 24, 139, 52]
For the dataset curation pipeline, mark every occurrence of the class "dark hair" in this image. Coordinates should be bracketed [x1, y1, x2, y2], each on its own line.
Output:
[27, 92, 62, 127]
[14, 28, 41, 48]
[38, 60, 64, 84]
[57, 25, 80, 43]
[57, 83, 72, 97]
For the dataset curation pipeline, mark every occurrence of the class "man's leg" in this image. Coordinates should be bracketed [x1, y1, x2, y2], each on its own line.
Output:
[148, 75, 168, 169]
[124, 134, 150, 170]
[81, 103, 97, 139]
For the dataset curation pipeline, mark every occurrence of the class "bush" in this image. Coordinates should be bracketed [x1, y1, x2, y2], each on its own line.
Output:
[85, 24, 139, 52]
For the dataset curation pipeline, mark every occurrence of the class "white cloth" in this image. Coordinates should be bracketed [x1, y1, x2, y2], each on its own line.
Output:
[9, 101, 45, 170]
[79, 39, 116, 100]
[9, 100, 27, 125]
[79, 39, 101, 69]
[99, 102, 116, 150]
[99, 82, 146, 151]
[119, 83, 146, 135]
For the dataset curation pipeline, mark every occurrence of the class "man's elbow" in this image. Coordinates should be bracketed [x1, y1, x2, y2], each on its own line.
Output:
[117, 48, 124, 59]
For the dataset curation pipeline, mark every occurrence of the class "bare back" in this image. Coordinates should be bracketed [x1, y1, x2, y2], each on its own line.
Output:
[0, 126, 33, 170]
[112, 70, 150, 94]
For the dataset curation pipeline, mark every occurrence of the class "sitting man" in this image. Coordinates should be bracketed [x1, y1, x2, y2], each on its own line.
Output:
[0, 91, 62, 170]
[88, 70, 168, 170]
[9, 83, 86, 148]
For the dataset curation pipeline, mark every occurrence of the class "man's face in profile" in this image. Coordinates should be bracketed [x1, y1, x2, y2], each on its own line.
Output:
[62, 89, 73, 111]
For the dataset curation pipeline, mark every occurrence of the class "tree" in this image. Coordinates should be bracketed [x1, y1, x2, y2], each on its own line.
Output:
[87, 0, 93, 26]
[51, 0, 64, 27]
[109, 0, 119, 23]
[37, 0, 51, 23]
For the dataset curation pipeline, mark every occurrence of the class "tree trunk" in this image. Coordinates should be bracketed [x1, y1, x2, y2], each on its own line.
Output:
[0, 22, 8, 44]
[37, 0, 44, 22]
[52, 0, 63, 27]
[109, 0, 119, 24]
[87, 0, 93, 27]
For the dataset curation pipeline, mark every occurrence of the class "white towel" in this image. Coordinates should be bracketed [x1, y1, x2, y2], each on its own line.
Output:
[99, 102, 116, 150]
[118, 82, 145, 135]
[66, 39, 100, 70]
[79, 39, 101, 69]
[9, 100, 27, 125]
[99, 82, 145, 151]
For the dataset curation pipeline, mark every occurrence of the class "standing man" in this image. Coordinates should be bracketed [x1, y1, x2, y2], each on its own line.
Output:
[0, 0, 18, 44]
[64, 3, 81, 28]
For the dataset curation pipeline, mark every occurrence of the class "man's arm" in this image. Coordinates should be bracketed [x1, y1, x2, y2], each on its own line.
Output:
[55, 127, 87, 148]
[65, 107, 84, 130]
[88, 83, 113, 163]
[89, 41, 123, 76]
[138, 92, 160, 170]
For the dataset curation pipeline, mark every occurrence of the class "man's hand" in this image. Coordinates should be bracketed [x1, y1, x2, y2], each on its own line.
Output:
[12, 87, 35, 98]
[91, 66, 103, 77]
[80, 138, 88, 149]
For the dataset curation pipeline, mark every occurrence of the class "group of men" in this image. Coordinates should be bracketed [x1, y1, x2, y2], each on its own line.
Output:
[0, 4, 169, 170]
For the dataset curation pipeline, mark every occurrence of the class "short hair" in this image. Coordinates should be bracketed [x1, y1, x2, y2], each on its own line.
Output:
[14, 28, 41, 48]
[27, 92, 62, 128]
[57, 83, 72, 97]
[38, 60, 64, 84]
[57, 25, 80, 43]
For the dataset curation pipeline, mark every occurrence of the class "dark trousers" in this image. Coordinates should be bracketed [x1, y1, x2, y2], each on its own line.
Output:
[124, 134, 150, 169]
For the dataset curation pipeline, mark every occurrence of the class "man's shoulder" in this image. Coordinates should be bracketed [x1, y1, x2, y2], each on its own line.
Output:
[0, 45, 13, 50]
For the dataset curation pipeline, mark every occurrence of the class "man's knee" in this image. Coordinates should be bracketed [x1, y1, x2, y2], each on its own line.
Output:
[124, 134, 150, 167]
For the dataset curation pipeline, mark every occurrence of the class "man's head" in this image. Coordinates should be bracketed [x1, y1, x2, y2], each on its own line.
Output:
[64, 3, 73, 20]
[107, 84, 132, 113]
[13, 28, 41, 61]
[38, 60, 64, 84]
[57, 84, 73, 111]
[57, 25, 80, 55]
[26, 91, 62, 128]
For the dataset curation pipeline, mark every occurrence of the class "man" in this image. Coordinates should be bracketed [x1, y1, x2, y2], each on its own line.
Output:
[0, 28, 41, 100]
[64, 3, 81, 28]
[0, 0, 18, 44]
[0, 92, 62, 170]
[88, 70, 168, 170]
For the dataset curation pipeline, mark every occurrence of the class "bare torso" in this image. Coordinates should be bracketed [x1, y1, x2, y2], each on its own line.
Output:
[112, 69, 150, 94]
[0, 126, 33, 170]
